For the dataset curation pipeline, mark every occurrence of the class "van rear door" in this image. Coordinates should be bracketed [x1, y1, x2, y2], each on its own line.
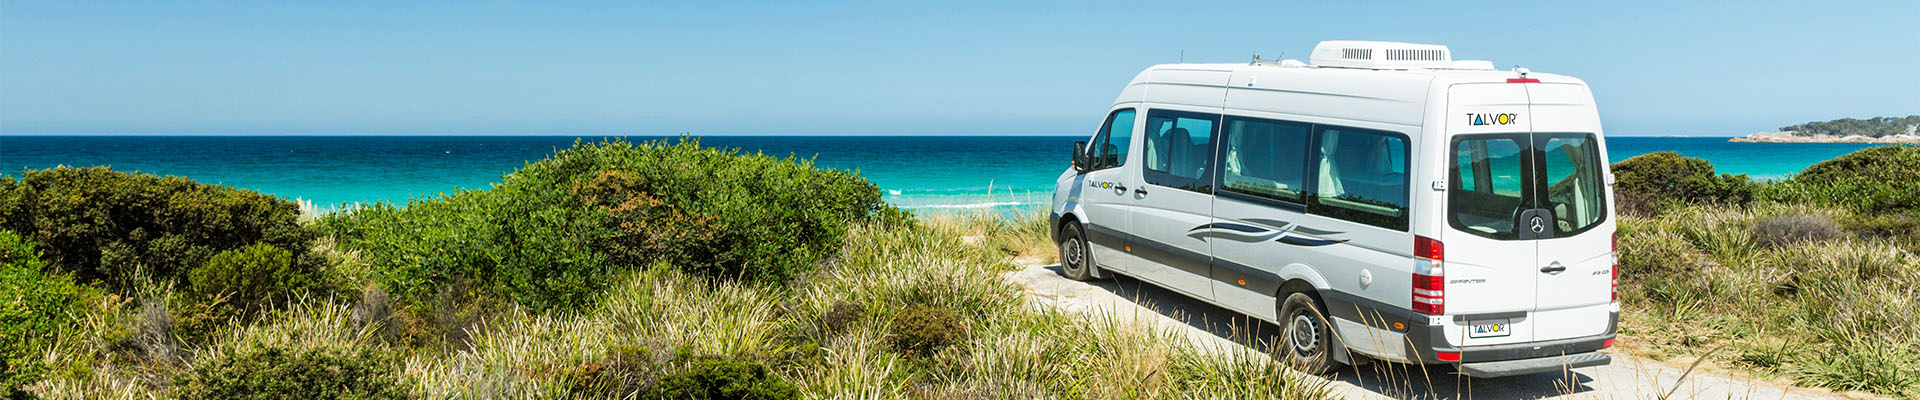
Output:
[1526, 83, 1614, 341]
[1441, 84, 1538, 347]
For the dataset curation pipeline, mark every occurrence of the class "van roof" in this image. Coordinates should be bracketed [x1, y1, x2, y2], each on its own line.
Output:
[1119, 62, 1587, 128]
[1132, 62, 1583, 91]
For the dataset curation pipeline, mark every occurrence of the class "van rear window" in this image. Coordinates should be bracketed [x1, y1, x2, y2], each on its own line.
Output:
[1449, 133, 1608, 240]
[1540, 134, 1608, 235]
[1450, 136, 1530, 238]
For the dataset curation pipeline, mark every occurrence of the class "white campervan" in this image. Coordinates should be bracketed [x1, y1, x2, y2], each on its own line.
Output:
[1049, 41, 1617, 378]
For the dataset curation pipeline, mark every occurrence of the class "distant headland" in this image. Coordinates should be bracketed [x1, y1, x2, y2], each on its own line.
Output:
[1732, 115, 1920, 143]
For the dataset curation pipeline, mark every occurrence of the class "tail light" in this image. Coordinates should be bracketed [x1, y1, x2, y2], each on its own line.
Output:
[1611, 232, 1619, 302]
[1413, 235, 1444, 315]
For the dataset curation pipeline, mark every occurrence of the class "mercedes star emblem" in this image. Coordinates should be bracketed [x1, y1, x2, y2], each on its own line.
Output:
[1529, 216, 1546, 233]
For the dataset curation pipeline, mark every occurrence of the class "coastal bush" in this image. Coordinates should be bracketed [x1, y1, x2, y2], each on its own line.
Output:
[175, 347, 410, 400]
[0, 167, 319, 293]
[650, 358, 799, 400]
[1609, 152, 1755, 212]
[1765, 144, 1920, 214]
[320, 138, 898, 315]
[528, 138, 897, 282]
[1, 230, 92, 396]
[189, 243, 317, 314]
[318, 186, 609, 315]
[887, 303, 964, 357]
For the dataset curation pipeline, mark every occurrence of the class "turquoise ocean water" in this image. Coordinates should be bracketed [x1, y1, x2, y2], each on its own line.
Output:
[0, 136, 1891, 212]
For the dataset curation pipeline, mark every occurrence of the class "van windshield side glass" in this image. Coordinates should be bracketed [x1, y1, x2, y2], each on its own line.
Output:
[1540, 133, 1608, 235]
[1450, 135, 1529, 239]
[1087, 109, 1135, 169]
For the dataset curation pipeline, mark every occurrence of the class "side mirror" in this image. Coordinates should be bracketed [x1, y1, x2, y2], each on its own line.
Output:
[1072, 141, 1089, 172]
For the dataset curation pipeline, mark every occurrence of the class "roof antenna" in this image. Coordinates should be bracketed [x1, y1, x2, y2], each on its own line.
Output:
[1180, 50, 1185, 63]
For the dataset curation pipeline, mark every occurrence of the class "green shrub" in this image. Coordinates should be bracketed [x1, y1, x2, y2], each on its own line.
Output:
[651, 358, 798, 400]
[175, 347, 410, 400]
[532, 138, 893, 282]
[1, 230, 92, 397]
[189, 243, 316, 314]
[1765, 145, 1920, 214]
[0, 167, 318, 293]
[317, 183, 612, 314]
[1609, 152, 1756, 213]
[887, 303, 964, 357]
[319, 138, 895, 314]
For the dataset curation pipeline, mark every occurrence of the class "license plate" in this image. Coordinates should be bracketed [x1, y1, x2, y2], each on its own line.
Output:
[1469, 319, 1510, 338]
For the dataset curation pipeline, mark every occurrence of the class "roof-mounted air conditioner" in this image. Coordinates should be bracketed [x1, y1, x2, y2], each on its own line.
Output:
[1309, 40, 1461, 70]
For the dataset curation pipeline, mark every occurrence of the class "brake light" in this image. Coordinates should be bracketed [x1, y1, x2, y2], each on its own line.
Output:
[1611, 263, 1619, 302]
[1413, 235, 1444, 315]
[1415, 235, 1444, 261]
[1611, 232, 1620, 302]
[1506, 78, 1541, 83]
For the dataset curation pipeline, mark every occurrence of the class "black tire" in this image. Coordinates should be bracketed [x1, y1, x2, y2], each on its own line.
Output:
[1057, 222, 1098, 281]
[1277, 292, 1337, 374]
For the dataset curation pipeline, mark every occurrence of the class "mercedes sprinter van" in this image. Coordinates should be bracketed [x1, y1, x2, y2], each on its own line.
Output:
[1048, 41, 1617, 378]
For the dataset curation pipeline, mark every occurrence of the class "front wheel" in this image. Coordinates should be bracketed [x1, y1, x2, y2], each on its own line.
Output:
[1278, 292, 1337, 374]
[1058, 222, 1099, 281]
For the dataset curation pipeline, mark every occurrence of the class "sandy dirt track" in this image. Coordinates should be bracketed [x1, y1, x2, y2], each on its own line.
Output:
[1003, 261, 1876, 400]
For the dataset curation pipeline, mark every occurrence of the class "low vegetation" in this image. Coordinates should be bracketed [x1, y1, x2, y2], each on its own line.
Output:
[1612, 144, 1920, 397]
[1609, 151, 1756, 216]
[1, 231, 94, 399]
[7, 139, 1331, 399]
[0, 167, 321, 294]
[10, 138, 1913, 397]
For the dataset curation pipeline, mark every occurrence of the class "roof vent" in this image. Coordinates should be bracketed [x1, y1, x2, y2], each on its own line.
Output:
[1310, 41, 1454, 70]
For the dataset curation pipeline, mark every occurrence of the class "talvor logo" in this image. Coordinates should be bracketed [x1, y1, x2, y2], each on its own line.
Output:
[1468, 113, 1519, 126]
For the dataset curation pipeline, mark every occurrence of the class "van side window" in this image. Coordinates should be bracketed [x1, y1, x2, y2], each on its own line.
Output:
[1086, 109, 1135, 170]
[1220, 117, 1310, 204]
[1143, 110, 1217, 193]
[1308, 127, 1409, 231]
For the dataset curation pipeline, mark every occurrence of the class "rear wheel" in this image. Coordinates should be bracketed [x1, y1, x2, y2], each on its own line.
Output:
[1278, 292, 1336, 374]
[1058, 222, 1098, 281]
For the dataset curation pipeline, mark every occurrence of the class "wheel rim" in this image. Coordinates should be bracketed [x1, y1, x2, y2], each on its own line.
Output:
[1288, 312, 1321, 357]
[1062, 235, 1084, 272]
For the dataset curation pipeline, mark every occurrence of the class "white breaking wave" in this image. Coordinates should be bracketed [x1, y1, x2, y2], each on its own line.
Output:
[900, 201, 1028, 209]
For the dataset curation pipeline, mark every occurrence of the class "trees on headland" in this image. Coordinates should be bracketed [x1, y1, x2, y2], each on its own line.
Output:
[1778, 115, 1920, 138]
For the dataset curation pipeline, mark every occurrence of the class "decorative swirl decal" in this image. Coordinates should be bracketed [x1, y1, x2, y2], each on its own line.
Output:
[1188, 219, 1350, 247]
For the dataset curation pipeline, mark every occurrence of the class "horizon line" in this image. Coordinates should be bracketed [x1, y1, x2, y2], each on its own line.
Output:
[0, 132, 1748, 138]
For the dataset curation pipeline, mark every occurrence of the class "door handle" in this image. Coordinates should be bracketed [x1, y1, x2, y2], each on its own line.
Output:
[1540, 265, 1567, 274]
[1134, 188, 1148, 196]
[1114, 184, 1127, 192]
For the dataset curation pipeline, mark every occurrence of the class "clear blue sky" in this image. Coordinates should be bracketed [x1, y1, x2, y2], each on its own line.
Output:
[2, 1, 1915, 136]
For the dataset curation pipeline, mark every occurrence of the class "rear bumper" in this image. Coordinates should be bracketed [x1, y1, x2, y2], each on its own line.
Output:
[1457, 351, 1611, 378]
[1319, 290, 1617, 369]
